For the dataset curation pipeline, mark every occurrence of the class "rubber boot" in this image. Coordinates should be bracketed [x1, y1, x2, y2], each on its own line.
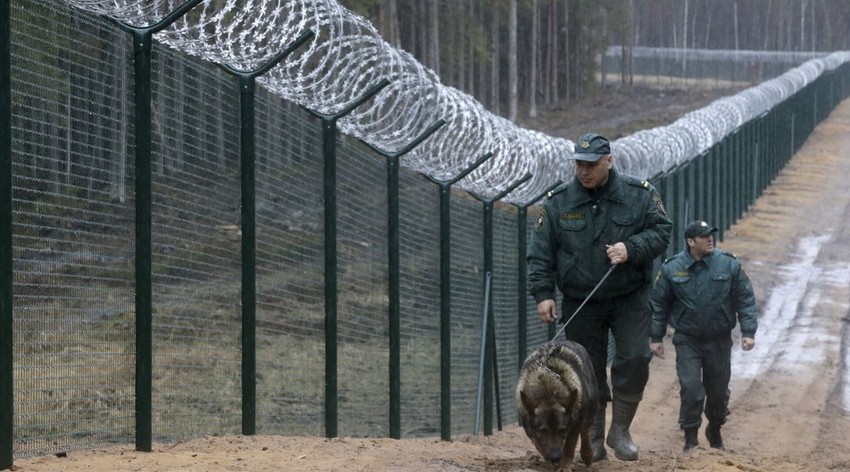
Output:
[605, 393, 640, 461]
[705, 422, 724, 450]
[683, 427, 699, 452]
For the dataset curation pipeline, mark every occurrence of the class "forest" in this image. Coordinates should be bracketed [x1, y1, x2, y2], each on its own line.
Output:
[339, 0, 850, 121]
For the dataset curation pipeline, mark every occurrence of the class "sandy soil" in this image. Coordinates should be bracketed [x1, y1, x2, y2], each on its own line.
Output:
[11, 99, 850, 472]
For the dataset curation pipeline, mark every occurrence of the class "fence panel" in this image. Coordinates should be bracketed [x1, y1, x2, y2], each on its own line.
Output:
[10, 1, 136, 458]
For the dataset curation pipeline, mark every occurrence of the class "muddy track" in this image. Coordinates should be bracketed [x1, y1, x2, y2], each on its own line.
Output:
[715, 100, 850, 470]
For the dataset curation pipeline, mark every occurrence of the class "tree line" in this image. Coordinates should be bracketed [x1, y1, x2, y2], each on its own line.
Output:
[340, 0, 850, 121]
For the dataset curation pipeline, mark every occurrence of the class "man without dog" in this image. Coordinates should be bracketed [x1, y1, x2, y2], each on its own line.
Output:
[527, 132, 672, 461]
[650, 220, 758, 452]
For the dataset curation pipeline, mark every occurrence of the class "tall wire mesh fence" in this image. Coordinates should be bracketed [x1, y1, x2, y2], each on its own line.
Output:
[5, 0, 546, 457]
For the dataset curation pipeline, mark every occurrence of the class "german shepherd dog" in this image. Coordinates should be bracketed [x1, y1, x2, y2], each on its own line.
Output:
[516, 339, 599, 471]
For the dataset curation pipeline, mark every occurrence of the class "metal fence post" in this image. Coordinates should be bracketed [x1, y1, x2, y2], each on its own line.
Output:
[304, 78, 391, 438]
[470, 172, 532, 436]
[423, 152, 494, 441]
[219, 29, 314, 437]
[0, 0, 13, 466]
[113, 0, 204, 452]
[361, 119, 446, 439]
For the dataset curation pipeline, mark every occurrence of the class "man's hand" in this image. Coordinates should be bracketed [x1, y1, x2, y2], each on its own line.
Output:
[650, 341, 665, 359]
[606, 242, 629, 265]
[741, 337, 755, 351]
[537, 299, 557, 324]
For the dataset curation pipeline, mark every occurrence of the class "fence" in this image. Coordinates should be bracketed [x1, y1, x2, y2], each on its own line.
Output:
[603, 46, 827, 87]
[1, 0, 849, 468]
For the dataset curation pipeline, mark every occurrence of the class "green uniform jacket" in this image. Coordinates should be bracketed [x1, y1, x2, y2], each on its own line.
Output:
[650, 248, 758, 342]
[527, 169, 672, 303]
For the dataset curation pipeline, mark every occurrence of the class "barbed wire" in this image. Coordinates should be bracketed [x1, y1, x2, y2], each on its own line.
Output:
[62, 0, 850, 203]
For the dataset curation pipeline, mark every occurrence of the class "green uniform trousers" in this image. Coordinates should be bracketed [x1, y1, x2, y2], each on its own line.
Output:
[673, 331, 732, 430]
[561, 288, 652, 403]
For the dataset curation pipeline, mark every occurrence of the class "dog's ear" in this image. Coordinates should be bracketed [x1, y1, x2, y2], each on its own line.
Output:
[520, 390, 538, 413]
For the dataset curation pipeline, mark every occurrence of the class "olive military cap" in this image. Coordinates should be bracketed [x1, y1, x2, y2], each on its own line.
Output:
[683, 220, 718, 239]
[572, 132, 611, 162]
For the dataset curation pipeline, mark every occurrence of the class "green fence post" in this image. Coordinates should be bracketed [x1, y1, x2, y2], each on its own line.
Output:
[719, 138, 731, 240]
[361, 119, 446, 439]
[113, 0, 204, 452]
[728, 131, 737, 227]
[683, 159, 697, 225]
[673, 165, 687, 251]
[424, 152, 494, 441]
[473, 271, 492, 436]
[0, 0, 13, 467]
[469, 172, 532, 436]
[219, 29, 314, 437]
[304, 78, 391, 438]
[707, 144, 718, 234]
[755, 113, 767, 197]
[696, 151, 708, 221]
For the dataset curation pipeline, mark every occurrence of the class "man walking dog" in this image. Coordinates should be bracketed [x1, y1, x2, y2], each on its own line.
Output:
[527, 132, 672, 461]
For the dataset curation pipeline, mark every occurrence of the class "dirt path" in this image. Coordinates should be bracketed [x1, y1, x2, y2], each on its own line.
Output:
[12, 101, 850, 472]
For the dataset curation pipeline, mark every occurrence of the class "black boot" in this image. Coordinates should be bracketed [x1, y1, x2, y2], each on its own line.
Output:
[705, 422, 724, 450]
[683, 427, 699, 452]
[606, 393, 640, 461]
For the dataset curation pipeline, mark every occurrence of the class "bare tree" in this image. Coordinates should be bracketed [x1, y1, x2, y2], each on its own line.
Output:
[625, 0, 634, 87]
[547, 0, 558, 104]
[800, 0, 806, 52]
[379, 0, 399, 47]
[508, 0, 518, 121]
[490, 2, 500, 114]
[428, 0, 439, 74]
[529, 0, 538, 118]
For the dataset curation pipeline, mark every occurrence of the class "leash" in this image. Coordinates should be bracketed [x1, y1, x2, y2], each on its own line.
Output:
[550, 264, 616, 341]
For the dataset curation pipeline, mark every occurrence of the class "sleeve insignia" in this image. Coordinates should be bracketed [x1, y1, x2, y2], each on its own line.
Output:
[535, 207, 547, 229]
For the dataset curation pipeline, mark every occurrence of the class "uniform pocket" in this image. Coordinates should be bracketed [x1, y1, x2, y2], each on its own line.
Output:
[711, 274, 731, 295]
[611, 211, 637, 226]
[610, 206, 640, 241]
[558, 218, 586, 231]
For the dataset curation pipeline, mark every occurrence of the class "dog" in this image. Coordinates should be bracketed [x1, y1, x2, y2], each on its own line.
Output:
[516, 339, 599, 471]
